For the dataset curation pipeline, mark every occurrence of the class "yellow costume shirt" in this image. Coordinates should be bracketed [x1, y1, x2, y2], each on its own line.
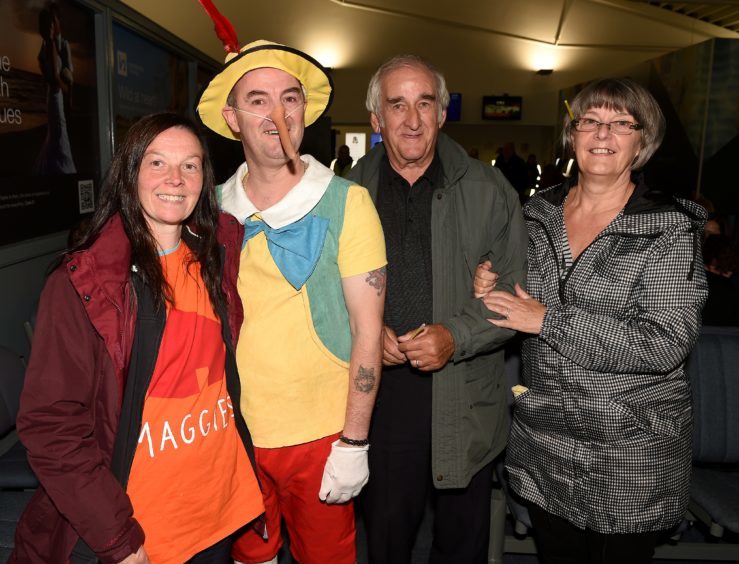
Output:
[220, 156, 386, 447]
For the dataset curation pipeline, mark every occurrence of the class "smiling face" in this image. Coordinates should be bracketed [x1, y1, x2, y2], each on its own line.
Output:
[572, 106, 643, 184]
[222, 67, 306, 167]
[371, 64, 445, 178]
[137, 126, 204, 249]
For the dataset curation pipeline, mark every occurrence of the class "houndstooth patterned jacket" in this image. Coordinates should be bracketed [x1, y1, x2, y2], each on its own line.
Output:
[506, 176, 708, 534]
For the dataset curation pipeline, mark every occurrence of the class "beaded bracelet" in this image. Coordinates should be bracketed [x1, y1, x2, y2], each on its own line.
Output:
[339, 434, 370, 447]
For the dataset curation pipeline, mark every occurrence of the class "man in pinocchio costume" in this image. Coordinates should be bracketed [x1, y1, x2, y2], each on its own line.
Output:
[197, 2, 386, 563]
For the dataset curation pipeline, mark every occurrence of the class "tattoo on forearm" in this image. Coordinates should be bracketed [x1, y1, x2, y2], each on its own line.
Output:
[365, 267, 386, 296]
[354, 365, 376, 393]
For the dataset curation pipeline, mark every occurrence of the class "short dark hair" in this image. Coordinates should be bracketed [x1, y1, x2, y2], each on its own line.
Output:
[704, 234, 739, 274]
[38, 8, 53, 38]
[74, 113, 224, 311]
[562, 77, 665, 170]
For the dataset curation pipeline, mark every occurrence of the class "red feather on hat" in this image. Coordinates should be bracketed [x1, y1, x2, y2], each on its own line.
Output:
[197, 0, 240, 54]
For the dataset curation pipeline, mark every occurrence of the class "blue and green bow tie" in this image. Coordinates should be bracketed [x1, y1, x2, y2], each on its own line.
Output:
[243, 214, 329, 289]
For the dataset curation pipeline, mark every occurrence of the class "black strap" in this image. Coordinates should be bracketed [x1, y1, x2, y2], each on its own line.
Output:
[109, 274, 165, 488]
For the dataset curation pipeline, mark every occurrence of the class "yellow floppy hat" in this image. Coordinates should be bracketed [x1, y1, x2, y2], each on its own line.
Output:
[197, 39, 334, 140]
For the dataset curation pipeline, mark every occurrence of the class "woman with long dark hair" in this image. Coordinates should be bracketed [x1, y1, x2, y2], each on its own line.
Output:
[12, 113, 264, 563]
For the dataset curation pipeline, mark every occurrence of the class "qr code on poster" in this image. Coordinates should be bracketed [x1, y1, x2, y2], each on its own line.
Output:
[78, 180, 95, 213]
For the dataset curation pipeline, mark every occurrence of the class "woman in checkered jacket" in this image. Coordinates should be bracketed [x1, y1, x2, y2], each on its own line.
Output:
[475, 78, 708, 563]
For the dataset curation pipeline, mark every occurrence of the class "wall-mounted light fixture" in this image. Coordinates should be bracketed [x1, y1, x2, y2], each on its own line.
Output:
[302, 32, 352, 69]
[530, 47, 556, 74]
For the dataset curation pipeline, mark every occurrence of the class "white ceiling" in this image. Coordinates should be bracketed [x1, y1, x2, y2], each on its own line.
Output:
[120, 0, 738, 124]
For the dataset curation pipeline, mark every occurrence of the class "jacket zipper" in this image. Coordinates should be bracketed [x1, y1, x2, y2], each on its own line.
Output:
[526, 216, 562, 281]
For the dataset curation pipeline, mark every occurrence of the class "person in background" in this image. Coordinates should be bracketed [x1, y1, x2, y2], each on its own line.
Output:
[333, 144, 354, 178]
[703, 215, 726, 239]
[475, 77, 708, 564]
[525, 153, 539, 196]
[495, 141, 527, 201]
[539, 162, 565, 191]
[197, 36, 386, 564]
[348, 54, 527, 564]
[702, 234, 739, 326]
[12, 113, 263, 563]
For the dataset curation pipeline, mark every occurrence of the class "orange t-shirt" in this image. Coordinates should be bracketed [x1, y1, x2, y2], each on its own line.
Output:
[127, 243, 263, 563]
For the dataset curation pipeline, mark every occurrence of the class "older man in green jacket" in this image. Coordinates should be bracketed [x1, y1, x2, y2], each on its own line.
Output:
[348, 54, 527, 564]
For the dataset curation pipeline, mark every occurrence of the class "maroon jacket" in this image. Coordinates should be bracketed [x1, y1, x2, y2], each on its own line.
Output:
[10, 213, 245, 563]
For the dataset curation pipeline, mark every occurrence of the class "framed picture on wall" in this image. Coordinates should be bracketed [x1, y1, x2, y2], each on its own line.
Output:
[482, 95, 522, 121]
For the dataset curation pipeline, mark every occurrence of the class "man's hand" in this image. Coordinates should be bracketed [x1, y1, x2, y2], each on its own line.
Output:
[473, 260, 499, 298]
[318, 440, 370, 504]
[382, 325, 406, 366]
[117, 545, 150, 564]
[397, 324, 455, 372]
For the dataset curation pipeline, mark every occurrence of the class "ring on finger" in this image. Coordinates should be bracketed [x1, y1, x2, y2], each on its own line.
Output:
[506, 307, 511, 318]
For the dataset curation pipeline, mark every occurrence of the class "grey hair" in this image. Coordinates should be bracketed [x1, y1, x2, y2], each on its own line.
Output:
[366, 54, 450, 126]
[561, 77, 665, 170]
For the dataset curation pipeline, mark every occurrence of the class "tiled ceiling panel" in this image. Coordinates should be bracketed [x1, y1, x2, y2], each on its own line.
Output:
[630, 1, 739, 33]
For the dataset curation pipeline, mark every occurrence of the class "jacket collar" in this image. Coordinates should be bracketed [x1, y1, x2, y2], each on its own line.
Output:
[436, 132, 468, 187]
[350, 132, 466, 197]
[220, 154, 333, 228]
[67, 214, 132, 292]
[528, 171, 706, 224]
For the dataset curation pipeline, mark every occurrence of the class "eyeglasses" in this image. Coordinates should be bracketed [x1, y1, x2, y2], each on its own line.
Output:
[572, 118, 643, 135]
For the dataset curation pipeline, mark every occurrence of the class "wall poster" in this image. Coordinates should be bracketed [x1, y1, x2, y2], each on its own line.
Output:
[0, 0, 99, 246]
[112, 22, 188, 146]
[345, 132, 366, 162]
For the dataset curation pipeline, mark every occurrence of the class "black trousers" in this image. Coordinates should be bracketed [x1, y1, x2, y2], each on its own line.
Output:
[527, 503, 664, 564]
[71, 534, 233, 564]
[186, 534, 234, 563]
[361, 365, 494, 564]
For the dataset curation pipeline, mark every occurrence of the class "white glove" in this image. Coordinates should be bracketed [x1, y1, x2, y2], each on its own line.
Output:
[318, 440, 369, 504]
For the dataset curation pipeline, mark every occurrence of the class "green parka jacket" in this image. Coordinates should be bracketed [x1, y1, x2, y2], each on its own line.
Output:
[348, 132, 528, 488]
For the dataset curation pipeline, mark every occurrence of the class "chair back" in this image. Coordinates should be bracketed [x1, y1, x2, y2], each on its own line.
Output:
[687, 326, 739, 464]
[0, 346, 25, 436]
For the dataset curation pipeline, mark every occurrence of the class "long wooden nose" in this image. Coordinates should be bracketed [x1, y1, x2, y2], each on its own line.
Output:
[269, 105, 299, 163]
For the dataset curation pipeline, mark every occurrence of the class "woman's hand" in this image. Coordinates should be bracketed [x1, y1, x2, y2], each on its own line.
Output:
[117, 545, 150, 564]
[482, 284, 546, 335]
[473, 260, 498, 298]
